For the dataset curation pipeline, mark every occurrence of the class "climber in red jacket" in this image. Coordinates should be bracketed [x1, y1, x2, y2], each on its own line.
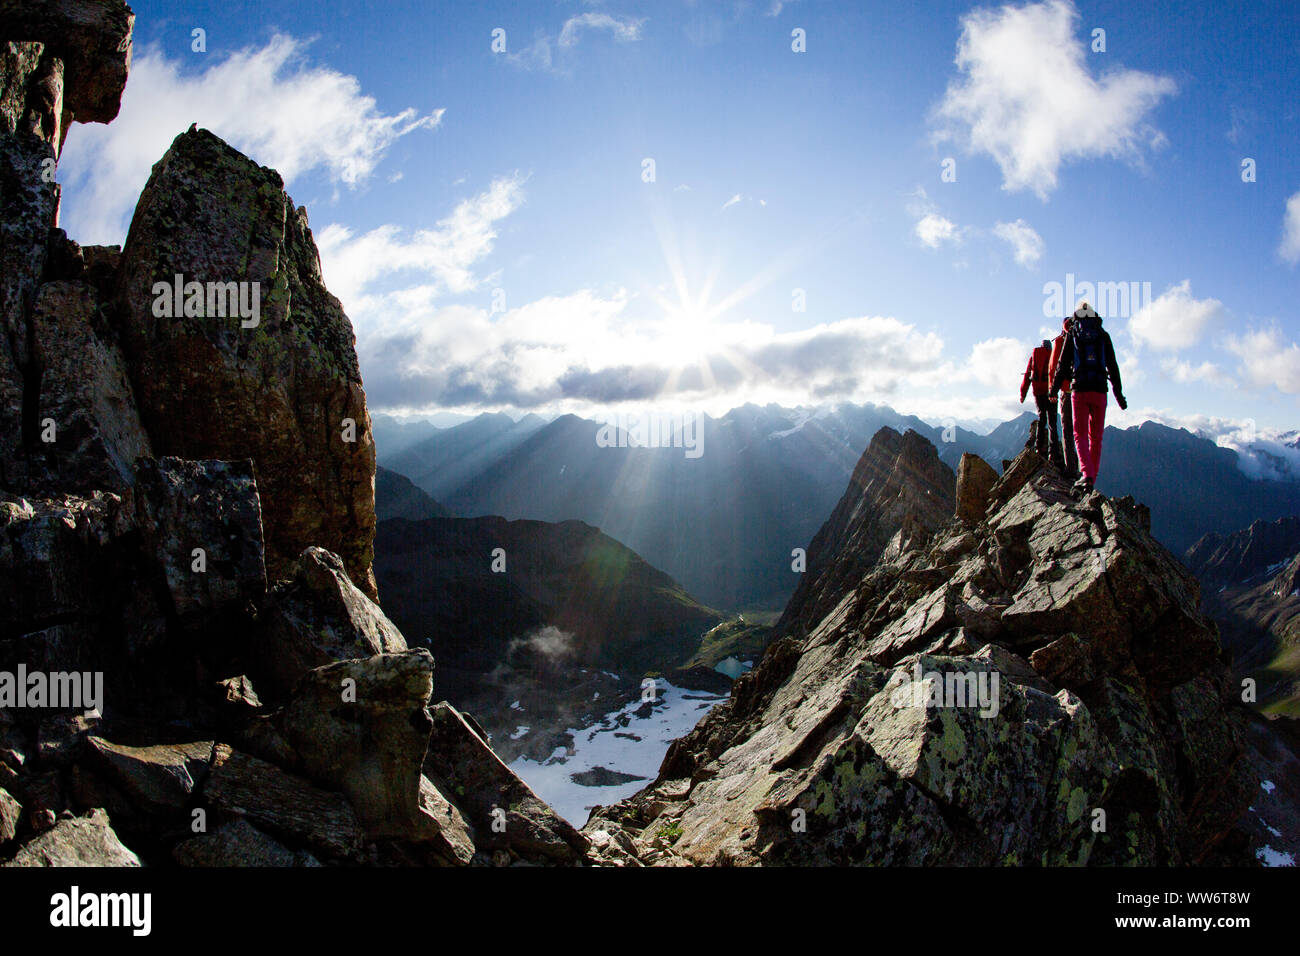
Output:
[1047, 315, 1080, 481]
[1020, 338, 1063, 466]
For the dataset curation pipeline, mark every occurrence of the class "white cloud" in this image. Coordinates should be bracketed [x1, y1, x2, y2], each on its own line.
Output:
[1225, 326, 1300, 394]
[1127, 280, 1223, 351]
[558, 13, 646, 46]
[993, 219, 1044, 267]
[721, 194, 742, 211]
[346, 285, 947, 414]
[509, 12, 645, 71]
[1281, 189, 1300, 265]
[316, 174, 526, 306]
[934, 0, 1176, 198]
[1159, 357, 1232, 387]
[915, 213, 960, 249]
[908, 187, 963, 249]
[58, 35, 441, 245]
[963, 336, 1031, 388]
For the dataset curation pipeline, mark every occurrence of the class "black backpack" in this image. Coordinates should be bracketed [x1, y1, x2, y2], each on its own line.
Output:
[1071, 317, 1106, 389]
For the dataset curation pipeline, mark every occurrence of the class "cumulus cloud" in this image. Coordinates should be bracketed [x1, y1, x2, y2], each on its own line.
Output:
[1127, 280, 1223, 351]
[993, 219, 1044, 267]
[915, 213, 961, 249]
[346, 282, 947, 413]
[933, 0, 1176, 198]
[963, 337, 1032, 388]
[317, 175, 526, 304]
[57, 35, 441, 245]
[1159, 357, 1232, 387]
[1281, 189, 1300, 265]
[908, 188, 963, 249]
[1225, 326, 1300, 394]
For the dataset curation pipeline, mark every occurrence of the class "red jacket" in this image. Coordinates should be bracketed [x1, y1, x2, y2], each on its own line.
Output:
[1020, 344, 1052, 401]
[1048, 332, 1072, 394]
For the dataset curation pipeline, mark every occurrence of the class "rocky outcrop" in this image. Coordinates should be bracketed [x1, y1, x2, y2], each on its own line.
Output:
[113, 127, 378, 598]
[254, 546, 405, 696]
[0, 1, 589, 869]
[776, 427, 955, 640]
[0, 0, 135, 132]
[955, 452, 997, 525]
[584, 436, 1259, 866]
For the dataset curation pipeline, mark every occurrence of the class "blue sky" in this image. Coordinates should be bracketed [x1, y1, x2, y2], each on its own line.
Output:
[57, 0, 1300, 441]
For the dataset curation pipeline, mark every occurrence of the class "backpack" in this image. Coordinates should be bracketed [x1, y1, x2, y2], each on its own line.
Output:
[1071, 317, 1106, 389]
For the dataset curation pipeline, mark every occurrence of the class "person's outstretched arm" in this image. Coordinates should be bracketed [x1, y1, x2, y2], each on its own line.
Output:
[1020, 354, 1033, 403]
[1105, 332, 1127, 408]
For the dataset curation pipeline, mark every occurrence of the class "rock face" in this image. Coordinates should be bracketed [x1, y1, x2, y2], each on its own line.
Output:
[585, 435, 1259, 866]
[776, 427, 956, 641]
[113, 127, 378, 598]
[0, 1, 588, 870]
[1185, 516, 1300, 589]
[955, 452, 998, 525]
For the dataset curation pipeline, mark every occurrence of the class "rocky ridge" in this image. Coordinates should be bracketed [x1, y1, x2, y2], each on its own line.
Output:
[583, 432, 1270, 866]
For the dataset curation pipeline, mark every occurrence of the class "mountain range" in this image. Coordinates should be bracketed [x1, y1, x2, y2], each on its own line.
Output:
[380, 405, 1300, 613]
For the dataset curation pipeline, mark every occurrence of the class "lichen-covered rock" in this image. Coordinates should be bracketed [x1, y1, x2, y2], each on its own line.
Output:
[255, 546, 405, 697]
[114, 127, 377, 598]
[585, 438, 1255, 866]
[2, 807, 139, 866]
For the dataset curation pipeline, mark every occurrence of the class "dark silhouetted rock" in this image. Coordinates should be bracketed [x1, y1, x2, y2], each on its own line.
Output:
[113, 127, 377, 598]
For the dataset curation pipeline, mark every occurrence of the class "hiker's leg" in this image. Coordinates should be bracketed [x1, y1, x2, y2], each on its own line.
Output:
[1061, 393, 1078, 477]
[1035, 397, 1050, 455]
[1090, 392, 1108, 480]
[1046, 399, 1062, 464]
[1071, 391, 1094, 480]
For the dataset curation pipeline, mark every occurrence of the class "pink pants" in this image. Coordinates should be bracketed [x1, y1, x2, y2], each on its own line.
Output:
[1071, 390, 1107, 480]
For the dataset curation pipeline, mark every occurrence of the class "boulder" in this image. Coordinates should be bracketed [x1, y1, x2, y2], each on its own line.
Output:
[243, 650, 470, 858]
[2, 807, 138, 866]
[255, 546, 405, 696]
[426, 700, 589, 864]
[955, 452, 998, 524]
[172, 817, 319, 867]
[84, 737, 214, 814]
[0, 786, 19, 843]
[113, 127, 377, 598]
[201, 743, 368, 862]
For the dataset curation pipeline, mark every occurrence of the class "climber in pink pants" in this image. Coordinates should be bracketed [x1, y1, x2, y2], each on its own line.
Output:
[1071, 389, 1108, 484]
[1050, 302, 1127, 495]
